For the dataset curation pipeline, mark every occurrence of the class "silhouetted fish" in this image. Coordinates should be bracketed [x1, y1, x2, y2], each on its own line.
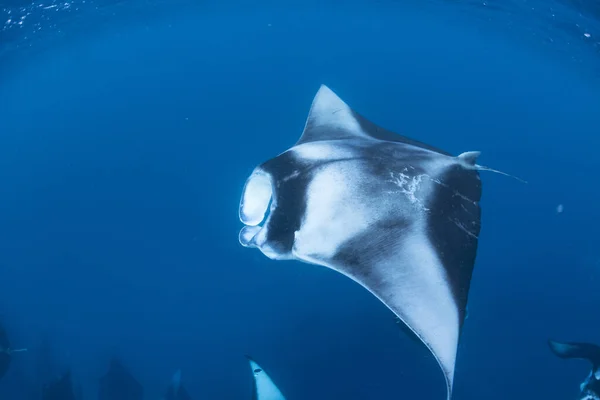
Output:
[42, 371, 76, 400]
[0, 322, 27, 382]
[98, 358, 143, 400]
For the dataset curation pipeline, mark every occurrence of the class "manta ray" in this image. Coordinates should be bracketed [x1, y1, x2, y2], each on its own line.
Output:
[0, 322, 27, 382]
[42, 371, 76, 400]
[98, 358, 143, 400]
[237, 84, 513, 399]
[549, 340, 600, 400]
[163, 370, 192, 400]
[246, 356, 286, 400]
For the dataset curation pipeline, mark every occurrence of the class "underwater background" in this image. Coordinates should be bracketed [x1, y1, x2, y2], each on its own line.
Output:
[1, 0, 600, 398]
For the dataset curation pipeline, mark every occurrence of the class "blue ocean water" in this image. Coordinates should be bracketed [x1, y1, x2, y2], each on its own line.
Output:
[0, 0, 599, 399]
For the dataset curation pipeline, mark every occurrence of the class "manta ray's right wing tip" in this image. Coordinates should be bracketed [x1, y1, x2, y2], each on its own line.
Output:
[548, 339, 580, 359]
[547, 339, 600, 365]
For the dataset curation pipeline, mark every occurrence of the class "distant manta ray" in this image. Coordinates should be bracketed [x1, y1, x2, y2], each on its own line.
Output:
[238, 84, 516, 400]
[0, 323, 27, 382]
[246, 356, 286, 400]
[549, 340, 600, 400]
[163, 370, 192, 400]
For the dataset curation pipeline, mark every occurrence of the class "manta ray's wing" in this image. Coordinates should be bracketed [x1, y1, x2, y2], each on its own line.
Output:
[239, 85, 483, 400]
[549, 340, 600, 373]
[42, 371, 76, 400]
[296, 85, 452, 156]
[246, 356, 286, 400]
[99, 358, 143, 400]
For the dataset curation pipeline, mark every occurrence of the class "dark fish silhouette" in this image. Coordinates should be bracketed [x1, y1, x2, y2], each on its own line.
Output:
[42, 371, 76, 400]
[0, 322, 27, 382]
[98, 358, 143, 400]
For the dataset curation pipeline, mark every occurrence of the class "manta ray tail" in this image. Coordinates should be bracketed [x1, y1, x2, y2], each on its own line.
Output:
[457, 151, 528, 184]
[548, 340, 600, 368]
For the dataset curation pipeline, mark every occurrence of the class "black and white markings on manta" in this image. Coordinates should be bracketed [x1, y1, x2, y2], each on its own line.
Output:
[246, 356, 286, 400]
[549, 340, 600, 400]
[238, 84, 513, 400]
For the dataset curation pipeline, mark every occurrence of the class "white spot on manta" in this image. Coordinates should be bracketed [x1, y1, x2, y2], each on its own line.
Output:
[388, 171, 430, 211]
[281, 170, 300, 183]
